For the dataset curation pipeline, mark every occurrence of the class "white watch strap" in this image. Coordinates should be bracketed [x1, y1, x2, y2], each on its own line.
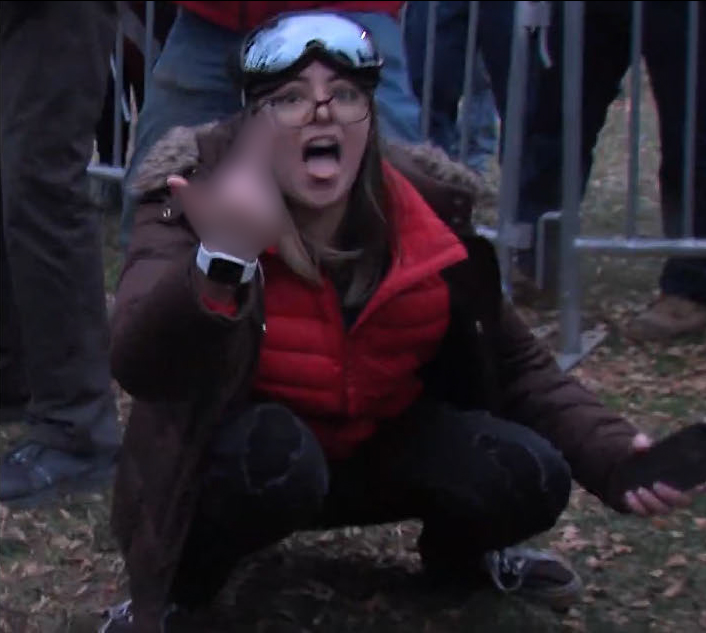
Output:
[196, 244, 259, 283]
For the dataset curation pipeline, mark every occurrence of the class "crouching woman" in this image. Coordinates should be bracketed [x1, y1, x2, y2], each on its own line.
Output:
[102, 12, 698, 632]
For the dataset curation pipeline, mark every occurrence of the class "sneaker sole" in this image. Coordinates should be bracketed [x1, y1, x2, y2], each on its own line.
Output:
[517, 573, 584, 612]
[0, 463, 116, 510]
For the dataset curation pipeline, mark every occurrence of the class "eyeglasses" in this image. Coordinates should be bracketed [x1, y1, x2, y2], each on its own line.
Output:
[260, 85, 371, 127]
[241, 12, 382, 78]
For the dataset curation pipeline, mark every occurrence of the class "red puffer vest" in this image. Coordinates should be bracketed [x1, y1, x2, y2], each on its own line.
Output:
[253, 164, 468, 458]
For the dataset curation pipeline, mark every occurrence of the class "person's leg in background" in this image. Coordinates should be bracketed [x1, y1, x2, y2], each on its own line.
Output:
[0, 180, 29, 423]
[349, 10, 422, 144]
[508, 2, 631, 289]
[0, 1, 120, 506]
[119, 8, 244, 250]
[403, 1, 468, 154]
[456, 55, 500, 174]
[321, 401, 578, 609]
[631, 1, 706, 340]
[402, 0, 499, 173]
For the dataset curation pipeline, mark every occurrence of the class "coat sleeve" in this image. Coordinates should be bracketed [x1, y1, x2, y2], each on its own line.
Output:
[110, 196, 262, 401]
[494, 302, 637, 510]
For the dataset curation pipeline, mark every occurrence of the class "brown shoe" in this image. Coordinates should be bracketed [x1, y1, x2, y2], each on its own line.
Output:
[484, 548, 583, 612]
[629, 295, 706, 341]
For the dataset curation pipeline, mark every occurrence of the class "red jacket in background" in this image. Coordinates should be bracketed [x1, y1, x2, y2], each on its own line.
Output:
[175, 1, 404, 32]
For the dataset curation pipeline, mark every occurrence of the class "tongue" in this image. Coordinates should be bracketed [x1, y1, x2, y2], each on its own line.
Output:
[305, 156, 339, 180]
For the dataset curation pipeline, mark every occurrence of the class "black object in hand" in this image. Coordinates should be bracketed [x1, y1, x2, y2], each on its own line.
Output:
[610, 423, 706, 501]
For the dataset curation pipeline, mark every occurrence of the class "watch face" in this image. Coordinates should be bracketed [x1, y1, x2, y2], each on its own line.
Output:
[208, 258, 244, 284]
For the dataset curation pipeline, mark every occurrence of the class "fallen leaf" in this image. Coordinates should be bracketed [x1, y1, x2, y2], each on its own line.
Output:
[4, 527, 27, 542]
[584, 583, 607, 596]
[649, 569, 665, 578]
[74, 584, 89, 597]
[665, 554, 688, 568]
[611, 544, 633, 556]
[698, 611, 706, 628]
[29, 595, 49, 613]
[630, 599, 651, 609]
[50, 535, 72, 549]
[662, 578, 686, 598]
[586, 556, 603, 569]
[20, 563, 55, 578]
[561, 524, 580, 540]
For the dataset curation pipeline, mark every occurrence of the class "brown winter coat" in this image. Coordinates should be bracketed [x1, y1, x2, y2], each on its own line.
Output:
[110, 120, 637, 631]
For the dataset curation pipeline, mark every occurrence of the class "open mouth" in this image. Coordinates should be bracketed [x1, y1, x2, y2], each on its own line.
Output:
[302, 140, 341, 162]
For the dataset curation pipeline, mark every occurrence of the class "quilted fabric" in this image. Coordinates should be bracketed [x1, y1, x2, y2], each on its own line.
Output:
[253, 165, 468, 457]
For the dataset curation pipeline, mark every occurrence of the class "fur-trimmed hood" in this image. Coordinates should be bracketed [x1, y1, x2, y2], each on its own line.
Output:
[130, 119, 481, 231]
[130, 121, 218, 195]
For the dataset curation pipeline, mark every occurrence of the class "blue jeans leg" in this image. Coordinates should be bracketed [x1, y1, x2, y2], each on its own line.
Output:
[120, 9, 243, 249]
[456, 58, 499, 173]
[351, 11, 422, 143]
[404, 1, 467, 153]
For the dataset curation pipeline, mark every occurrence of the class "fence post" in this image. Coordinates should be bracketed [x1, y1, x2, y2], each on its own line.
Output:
[682, 1, 699, 237]
[111, 13, 124, 167]
[559, 1, 584, 358]
[496, 1, 548, 293]
[625, 1, 642, 237]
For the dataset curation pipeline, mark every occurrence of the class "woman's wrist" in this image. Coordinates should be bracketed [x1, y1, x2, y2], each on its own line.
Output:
[201, 240, 261, 264]
[194, 268, 238, 303]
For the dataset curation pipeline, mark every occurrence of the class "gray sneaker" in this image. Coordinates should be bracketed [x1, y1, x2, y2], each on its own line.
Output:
[99, 600, 224, 633]
[100, 601, 182, 633]
[484, 548, 583, 611]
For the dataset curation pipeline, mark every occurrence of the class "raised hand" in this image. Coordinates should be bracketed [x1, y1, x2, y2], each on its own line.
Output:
[167, 108, 288, 263]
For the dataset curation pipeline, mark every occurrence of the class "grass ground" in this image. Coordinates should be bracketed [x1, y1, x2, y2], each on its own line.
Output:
[1, 80, 704, 632]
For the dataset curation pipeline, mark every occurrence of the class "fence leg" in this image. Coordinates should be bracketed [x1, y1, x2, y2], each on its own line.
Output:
[557, 1, 589, 369]
[496, 1, 541, 296]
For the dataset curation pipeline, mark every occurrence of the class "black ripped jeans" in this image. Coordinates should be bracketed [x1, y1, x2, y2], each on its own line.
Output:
[170, 400, 572, 607]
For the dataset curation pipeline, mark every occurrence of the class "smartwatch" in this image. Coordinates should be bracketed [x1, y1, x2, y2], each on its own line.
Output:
[196, 244, 259, 285]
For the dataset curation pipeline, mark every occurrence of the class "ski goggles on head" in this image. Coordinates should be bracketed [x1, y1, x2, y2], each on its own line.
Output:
[240, 12, 383, 89]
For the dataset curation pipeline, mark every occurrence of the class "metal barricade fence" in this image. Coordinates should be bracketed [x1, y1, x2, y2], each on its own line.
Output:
[91, 1, 706, 370]
[419, 0, 705, 370]
[87, 1, 158, 183]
